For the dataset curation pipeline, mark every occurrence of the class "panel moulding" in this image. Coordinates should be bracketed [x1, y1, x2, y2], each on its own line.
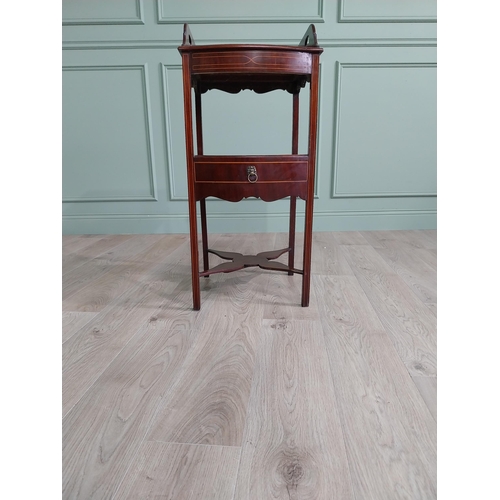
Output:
[62, 64, 158, 203]
[156, 0, 324, 24]
[338, 0, 436, 23]
[63, 0, 144, 25]
[331, 61, 437, 199]
[161, 64, 184, 201]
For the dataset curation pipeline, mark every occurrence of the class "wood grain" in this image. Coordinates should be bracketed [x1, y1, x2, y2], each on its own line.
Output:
[413, 248, 437, 272]
[311, 231, 354, 275]
[62, 311, 98, 343]
[62, 235, 132, 275]
[375, 240, 437, 303]
[146, 310, 262, 447]
[396, 230, 437, 249]
[62, 327, 196, 499]
[62, 235, 82, 248]
[357, 231, 388, 249]
[114, 441, 241, 500]
[341, 244, 437, 377]
[62, 235, 162, 300]
[315, 275, 436, 499]
[62, 268, 190, 417]
[422, 229, 437, 245]
[426, 302, 437, 317]
[234, 319, 354, 500]
[62, 235, 102, 254]
[263, 272, 320, 321]
[412, 376, 437, 422]
[123, 234, 224, 332]
[62, 235, 186, 312]
[331, 230, 370, 246]
[360, 230, 436, 250]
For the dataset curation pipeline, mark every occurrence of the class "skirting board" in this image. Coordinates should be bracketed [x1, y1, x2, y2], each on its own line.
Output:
[63, 210, 436, 234]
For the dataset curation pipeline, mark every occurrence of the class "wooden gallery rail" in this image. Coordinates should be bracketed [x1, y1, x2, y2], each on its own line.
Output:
[178, 24, 323, 310]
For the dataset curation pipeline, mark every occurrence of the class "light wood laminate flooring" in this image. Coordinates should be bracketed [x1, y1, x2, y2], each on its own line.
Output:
[62, 230, 436, 499]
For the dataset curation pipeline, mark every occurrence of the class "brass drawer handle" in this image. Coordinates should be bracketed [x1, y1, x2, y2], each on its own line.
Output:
[247, 166, 258, 183]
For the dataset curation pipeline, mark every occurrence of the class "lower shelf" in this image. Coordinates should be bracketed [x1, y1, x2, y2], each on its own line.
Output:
[199, 247, 303, 277]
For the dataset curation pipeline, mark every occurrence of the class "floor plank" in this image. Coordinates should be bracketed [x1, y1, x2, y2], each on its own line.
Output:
[62, 326, 196, 499]
[62, 268, 188, 417]
[312, 231, 354, 275]
[412, 376, 437, 422]
[62, 235, 186, 312]
[422, 229, 437, 244]
[331, 230, 370, 246]
[62, 235, 161, 301]
[146, 309, 263, 447]
[263, 272, 320, 321]
[426, 302, 437, 317]
[110, 233, 226, 333]
[374, 240, 437, 303]
[234, 319, 354, 500]
[62, 235, 103, 254]
[414, 248, 437, 272]
[62, 235, 132, 275]
[315, 275, 436, 499]
[397, 230, 437, 249]
[355, 230, 394, 249]
[360, 230, 436, 250]
[62, 311, 98, 343]
[114, 441, 241, 500]
[341, 244, 437, 377]
[62, 235, 82, 248]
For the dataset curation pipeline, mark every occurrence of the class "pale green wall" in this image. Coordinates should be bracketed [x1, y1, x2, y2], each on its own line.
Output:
[62, 0, 436, 234]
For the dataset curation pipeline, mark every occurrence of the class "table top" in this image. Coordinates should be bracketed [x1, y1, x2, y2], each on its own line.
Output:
[178, 43, 323, 55]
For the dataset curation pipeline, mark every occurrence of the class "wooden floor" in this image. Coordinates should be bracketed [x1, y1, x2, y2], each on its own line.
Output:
[62, 230, 437, 499]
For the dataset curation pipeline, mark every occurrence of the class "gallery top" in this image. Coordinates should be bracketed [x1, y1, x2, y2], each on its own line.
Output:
[178, 24, 323, 94]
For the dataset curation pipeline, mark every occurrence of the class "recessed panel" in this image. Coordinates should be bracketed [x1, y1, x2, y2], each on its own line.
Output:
[62, 66, 155, 202]
[162, 66, 188, 200]
[158, 0, 323, 23]
[339, 0, 436, 22]
[63, 0, 142, 24]
[333, 63, 436, 197]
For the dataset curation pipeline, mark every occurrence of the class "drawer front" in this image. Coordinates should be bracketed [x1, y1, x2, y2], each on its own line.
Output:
[193, 155, 309, 202]
[194, 156, 308, 183]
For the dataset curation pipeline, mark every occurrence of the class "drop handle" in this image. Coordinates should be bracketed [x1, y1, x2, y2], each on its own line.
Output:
[247, 166, 258, 183]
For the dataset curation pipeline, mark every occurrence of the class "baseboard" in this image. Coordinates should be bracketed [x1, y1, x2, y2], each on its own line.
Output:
[62, 210, 437, 234]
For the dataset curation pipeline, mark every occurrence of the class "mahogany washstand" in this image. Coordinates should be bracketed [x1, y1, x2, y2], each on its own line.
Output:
[178, 24, 323, 310]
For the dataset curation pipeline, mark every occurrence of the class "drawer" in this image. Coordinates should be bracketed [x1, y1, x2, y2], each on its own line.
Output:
[194, 155, 308, 183]
[193, 155, 309, 202]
